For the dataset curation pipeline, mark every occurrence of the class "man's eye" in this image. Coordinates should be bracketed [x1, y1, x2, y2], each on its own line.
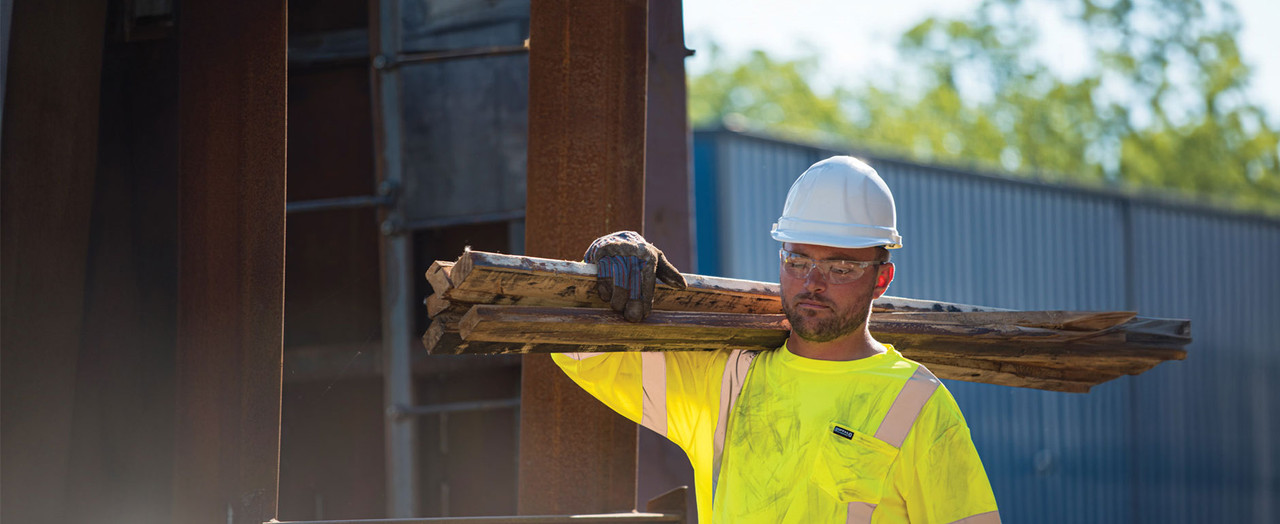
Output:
[784, 260, 808, 270]
[829, 266, 854, 276]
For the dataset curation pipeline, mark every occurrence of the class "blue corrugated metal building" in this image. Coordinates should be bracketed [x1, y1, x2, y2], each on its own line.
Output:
[692, 128, 1280, 523]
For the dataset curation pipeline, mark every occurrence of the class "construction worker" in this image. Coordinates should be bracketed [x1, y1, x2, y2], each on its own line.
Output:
[553, 156, 1000, 523]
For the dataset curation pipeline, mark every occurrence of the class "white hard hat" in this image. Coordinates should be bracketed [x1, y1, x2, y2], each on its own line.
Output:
[770, 156, 903, 249]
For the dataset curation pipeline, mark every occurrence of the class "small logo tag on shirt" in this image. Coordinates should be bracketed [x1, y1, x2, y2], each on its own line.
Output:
[832, 425, 855, 440]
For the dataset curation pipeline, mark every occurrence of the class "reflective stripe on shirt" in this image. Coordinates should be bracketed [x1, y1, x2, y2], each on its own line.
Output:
[846, 363, 944, 523]
[710, 349, 758, 497]
[947, 510, 1002, 524]
[846, 502, 876, 524]
[640, 352, 667, 437]
[874, 364, 942, 447]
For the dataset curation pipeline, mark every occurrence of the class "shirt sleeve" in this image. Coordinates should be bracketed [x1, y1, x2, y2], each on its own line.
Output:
[552, 350, 729, 524]
[905, 424, 1000, 523]
[551, 352, 646, 423]
[890, 388, 1000, 524]
[551, 351, 726, 454]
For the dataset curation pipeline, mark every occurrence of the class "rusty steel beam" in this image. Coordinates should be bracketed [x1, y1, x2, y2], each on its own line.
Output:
[171, 1, 287, 524]
[521, 0, 649, 515]
[643, 0, 693, 270]
[637, 3, 697, 514]
[0, 1, 109, 523]
[64, 22, 182, 524]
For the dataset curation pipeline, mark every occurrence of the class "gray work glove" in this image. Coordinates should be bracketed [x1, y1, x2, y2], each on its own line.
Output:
[584, 231, 687, 322]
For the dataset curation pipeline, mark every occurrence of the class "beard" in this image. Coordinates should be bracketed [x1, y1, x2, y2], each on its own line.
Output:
[782, 289, 874, 343]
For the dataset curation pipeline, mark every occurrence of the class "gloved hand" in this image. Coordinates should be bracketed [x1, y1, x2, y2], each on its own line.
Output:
[584, 231, 687, 322]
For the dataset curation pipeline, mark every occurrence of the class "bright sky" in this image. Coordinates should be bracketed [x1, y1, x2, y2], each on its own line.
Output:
[683, 0, 1280, 124]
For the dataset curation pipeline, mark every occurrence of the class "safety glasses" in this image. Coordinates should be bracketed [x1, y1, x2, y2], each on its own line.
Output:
[779, 249, 883, 284]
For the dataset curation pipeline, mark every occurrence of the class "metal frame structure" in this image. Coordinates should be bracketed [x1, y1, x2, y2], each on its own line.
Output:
[286, 0, 675, 517]
[285, 2, 531, 515]
[368, 0, 419, 516]
[366, 0, 533, 516]
[2, 1, 683, 522]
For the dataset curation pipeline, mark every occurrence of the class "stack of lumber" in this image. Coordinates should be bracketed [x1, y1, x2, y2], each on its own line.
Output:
[423, 250, 1191, 393]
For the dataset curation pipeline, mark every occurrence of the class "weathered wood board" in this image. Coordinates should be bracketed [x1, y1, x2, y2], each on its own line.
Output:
[448, 305, 1183, 369]
[421, 250, 1192, 393]
[874, 310, 1138, 332]
[461, 306, 790, 351]
[907, 357, 1104, 394]
[430, 305, 1186, 392]
[427, 250, 1015, 315]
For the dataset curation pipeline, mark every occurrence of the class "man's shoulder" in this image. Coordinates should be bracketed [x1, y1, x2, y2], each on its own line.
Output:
[906, 369, 972, 448]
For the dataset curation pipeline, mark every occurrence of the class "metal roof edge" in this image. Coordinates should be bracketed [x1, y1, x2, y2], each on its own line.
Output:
[693, 126, 1280, 228]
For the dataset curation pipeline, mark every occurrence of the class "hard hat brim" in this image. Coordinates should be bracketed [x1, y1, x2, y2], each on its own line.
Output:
[771, 221, 902, 249]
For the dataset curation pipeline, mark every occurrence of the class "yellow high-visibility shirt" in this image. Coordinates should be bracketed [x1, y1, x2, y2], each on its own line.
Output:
[552, 343, 1000, 524]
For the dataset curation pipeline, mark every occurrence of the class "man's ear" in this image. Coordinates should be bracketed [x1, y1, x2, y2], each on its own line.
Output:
[872, 263, 895, 298]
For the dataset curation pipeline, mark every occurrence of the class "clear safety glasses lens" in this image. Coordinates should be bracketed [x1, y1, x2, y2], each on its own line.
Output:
[779, 250, 880, 284]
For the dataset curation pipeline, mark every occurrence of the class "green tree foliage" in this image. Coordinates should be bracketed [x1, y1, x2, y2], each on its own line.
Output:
[688, 0, 1280, 214]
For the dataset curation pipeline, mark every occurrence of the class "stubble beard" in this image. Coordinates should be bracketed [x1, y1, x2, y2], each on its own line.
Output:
[783, 288, 875, 343]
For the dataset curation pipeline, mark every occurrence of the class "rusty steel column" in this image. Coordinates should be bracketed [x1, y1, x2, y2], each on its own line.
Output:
[171, 1, 287, 524]
[521, 0, 648, 515]
[638, 1, 697, 514]
[643, 0, 693, 270]
[1, 2, 108, 523]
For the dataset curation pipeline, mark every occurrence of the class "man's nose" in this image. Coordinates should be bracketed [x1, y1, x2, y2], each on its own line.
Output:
[803, 267, 827, 292]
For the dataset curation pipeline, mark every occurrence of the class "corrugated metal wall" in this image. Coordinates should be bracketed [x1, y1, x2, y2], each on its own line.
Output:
[1126, 208, 1280, 523]
[692, 128, 1280, 523]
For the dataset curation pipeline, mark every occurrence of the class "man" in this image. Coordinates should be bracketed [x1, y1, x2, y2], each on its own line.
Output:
[552, 156, 1000, 523]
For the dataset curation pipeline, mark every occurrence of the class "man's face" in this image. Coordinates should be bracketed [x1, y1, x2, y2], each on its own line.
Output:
[780, 243, 892, 342]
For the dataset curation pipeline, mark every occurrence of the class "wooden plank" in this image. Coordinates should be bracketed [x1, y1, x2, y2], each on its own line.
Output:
[869, 320, 1187, 358]
[426, 302, 1188, 370]
[877, 310, 1137, 332]
[443, 311, 1137, 383]
[461, 306, 789, 351]
[426, 321, 640, 356]
[912, 358, 1098, 393]
[1060, 311, 1140, 331]
[870, 318, 1117, 344]
[875, 332, 1185, 375]
[426, 292, 455, 318]
[1109, 316, 1193, 344]
[425, 260, 455, 294]
[433, 309, 1179, 376]
[431, 308, 1119, 392]
[425, 306, 1181, 392]
[449, 306, 1186, 366]
[423, 318, 458, 354]
[449, 251, 781, 313]
[423, 252, 1191, 392]
[915, 354, 1124, 384]
[431, 253, 1186, 351]
[427, 339, 1104, 393]
[439, 250, 1007, 315]
[872, 296, 1009, 313]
